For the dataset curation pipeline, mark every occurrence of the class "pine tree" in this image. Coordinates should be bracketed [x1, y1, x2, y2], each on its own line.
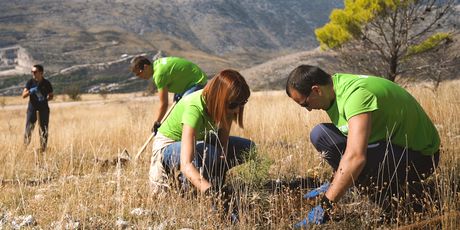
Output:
[315, 0, 457, 82]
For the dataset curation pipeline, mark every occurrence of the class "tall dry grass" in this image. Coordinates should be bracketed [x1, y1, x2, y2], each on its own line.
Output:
[0, 81, 459, 229]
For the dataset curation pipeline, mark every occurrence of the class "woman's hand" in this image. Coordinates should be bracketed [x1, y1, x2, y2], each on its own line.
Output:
[180, 124, 212, 192]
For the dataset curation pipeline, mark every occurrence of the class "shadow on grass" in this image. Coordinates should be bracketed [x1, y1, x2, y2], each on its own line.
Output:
[262, 176, 321, 193]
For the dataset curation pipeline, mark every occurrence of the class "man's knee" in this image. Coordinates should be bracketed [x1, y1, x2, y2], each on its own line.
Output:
[310, 123, 346, 150]
[310, 123, 329, 149]
[243, 139, 256, 151]
[26, 115, 37, 125]
[229, 137, 256, 157]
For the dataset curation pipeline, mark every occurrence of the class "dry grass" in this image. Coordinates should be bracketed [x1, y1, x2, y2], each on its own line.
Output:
[0, 81, 459, 229]
[0, 92, 150, 106]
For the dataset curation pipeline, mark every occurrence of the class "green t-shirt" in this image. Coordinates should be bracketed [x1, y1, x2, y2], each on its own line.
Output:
[326, 73, 440, 155]
[153, 57, 207, 93]
[158, 90, 216, 141]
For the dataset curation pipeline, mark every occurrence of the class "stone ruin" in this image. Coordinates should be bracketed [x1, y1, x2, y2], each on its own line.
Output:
[0, 45, 34, 76]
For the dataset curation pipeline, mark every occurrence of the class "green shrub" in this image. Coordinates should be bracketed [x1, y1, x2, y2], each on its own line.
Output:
[408, 32, 452, 55]
[64, 85, 82, 101]
[231, 148, 272, 187]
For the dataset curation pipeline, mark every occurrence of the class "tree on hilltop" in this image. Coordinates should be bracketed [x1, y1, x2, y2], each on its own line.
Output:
[315, 0, 458, 83]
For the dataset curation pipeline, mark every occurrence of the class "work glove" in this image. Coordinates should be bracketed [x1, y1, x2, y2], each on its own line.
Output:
[294, 205, 329, 228]
[151, 121, 161, 135]
[294, 195, 333, 229]
[29, 87, 38, 95]
[303, 182, 330, 199]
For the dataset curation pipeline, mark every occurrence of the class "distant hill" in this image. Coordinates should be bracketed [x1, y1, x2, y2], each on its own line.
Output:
[0, 0, 343, 95]
[242, 33, 460, 92]
[241, 48, 343, 91]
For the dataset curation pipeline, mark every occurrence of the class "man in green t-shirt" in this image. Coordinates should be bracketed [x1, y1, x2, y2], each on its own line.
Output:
[285, 65, 440, 227]
[130, 56, 208, 133]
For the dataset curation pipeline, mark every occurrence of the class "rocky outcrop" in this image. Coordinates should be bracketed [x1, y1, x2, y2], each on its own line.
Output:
[241, 48, 345, 91]
[0, 46, 35, 76]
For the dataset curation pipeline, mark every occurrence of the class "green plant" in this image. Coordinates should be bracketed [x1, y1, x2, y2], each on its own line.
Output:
[98, 88, 109, 100]
[315, 0, 456, 82]
[408, 33, 452, 55]
[231, 148, 272, 187]
[64, 85, 82, 101]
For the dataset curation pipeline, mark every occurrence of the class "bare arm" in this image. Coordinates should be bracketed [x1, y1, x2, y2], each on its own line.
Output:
[180, 124, 212, 192]
[155, 87, 169, 123]
[22, 88, 29, 99]
[325, 112, 372, 201]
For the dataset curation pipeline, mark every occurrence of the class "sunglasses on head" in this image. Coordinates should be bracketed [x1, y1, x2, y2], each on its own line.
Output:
[228, 99, 248, 109]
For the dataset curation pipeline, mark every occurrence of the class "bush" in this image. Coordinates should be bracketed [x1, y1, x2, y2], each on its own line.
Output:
[231, 148, 272, 187]
[64, 85, 82, 101]
[98, 88, 109, 100]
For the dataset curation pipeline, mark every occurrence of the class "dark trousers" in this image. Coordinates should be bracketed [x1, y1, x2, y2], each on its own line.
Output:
[24, 107, 49, 150]
[310, 123, 439, 214]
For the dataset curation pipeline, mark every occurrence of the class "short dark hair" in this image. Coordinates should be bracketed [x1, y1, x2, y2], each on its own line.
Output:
[130, 56, 151, 72]
[286, 65, 332, 97]
[33, 64, 44, 72]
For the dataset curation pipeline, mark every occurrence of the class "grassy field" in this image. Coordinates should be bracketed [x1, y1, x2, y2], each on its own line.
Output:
[0, 82, 459, 229]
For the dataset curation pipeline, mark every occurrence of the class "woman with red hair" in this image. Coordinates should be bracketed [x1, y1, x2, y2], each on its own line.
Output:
[149, 69, 255, 196]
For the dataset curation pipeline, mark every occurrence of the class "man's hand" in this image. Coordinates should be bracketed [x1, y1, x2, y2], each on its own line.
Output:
[294, 205, 330, 228]
[151, 121, 161, 135]
[294, 195, 334, 228]
[29, 87, 38, 95]
[303, 182, 330, 199]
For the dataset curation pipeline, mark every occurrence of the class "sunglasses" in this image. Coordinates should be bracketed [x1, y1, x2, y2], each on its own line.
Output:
[134, 69, 143, 76]
[228, 99, 248, 109]
[298, 90, 313, 108]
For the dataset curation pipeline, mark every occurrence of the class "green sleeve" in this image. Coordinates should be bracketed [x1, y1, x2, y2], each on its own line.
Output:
[153, 71, 167, 90]
[344, 88, 378, 120]
[181, 105, 203, 130]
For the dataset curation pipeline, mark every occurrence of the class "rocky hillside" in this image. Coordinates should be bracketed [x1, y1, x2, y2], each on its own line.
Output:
[243, 36, 460, 92]
[0, 0, 343, 95]
[241, 48, 343, 91]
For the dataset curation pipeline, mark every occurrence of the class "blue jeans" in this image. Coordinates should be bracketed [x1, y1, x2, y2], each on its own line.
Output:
[162, 134, 255, 190]
[310, 123, 439, 213]
[173, 84, 205, 102]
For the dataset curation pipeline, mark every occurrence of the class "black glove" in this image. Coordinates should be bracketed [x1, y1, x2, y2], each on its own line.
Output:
[151, 121, 161, 135]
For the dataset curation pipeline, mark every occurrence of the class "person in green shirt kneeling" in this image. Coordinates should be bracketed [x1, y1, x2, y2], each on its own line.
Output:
[286, 65, 440, 228]
[149, 69, 255, 221]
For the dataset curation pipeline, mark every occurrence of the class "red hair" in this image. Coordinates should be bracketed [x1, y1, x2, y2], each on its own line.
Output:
[202, 69, 250, 129]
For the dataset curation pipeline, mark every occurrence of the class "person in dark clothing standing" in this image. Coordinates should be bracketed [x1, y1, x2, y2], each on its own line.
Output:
[22, 64, 54, 152]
